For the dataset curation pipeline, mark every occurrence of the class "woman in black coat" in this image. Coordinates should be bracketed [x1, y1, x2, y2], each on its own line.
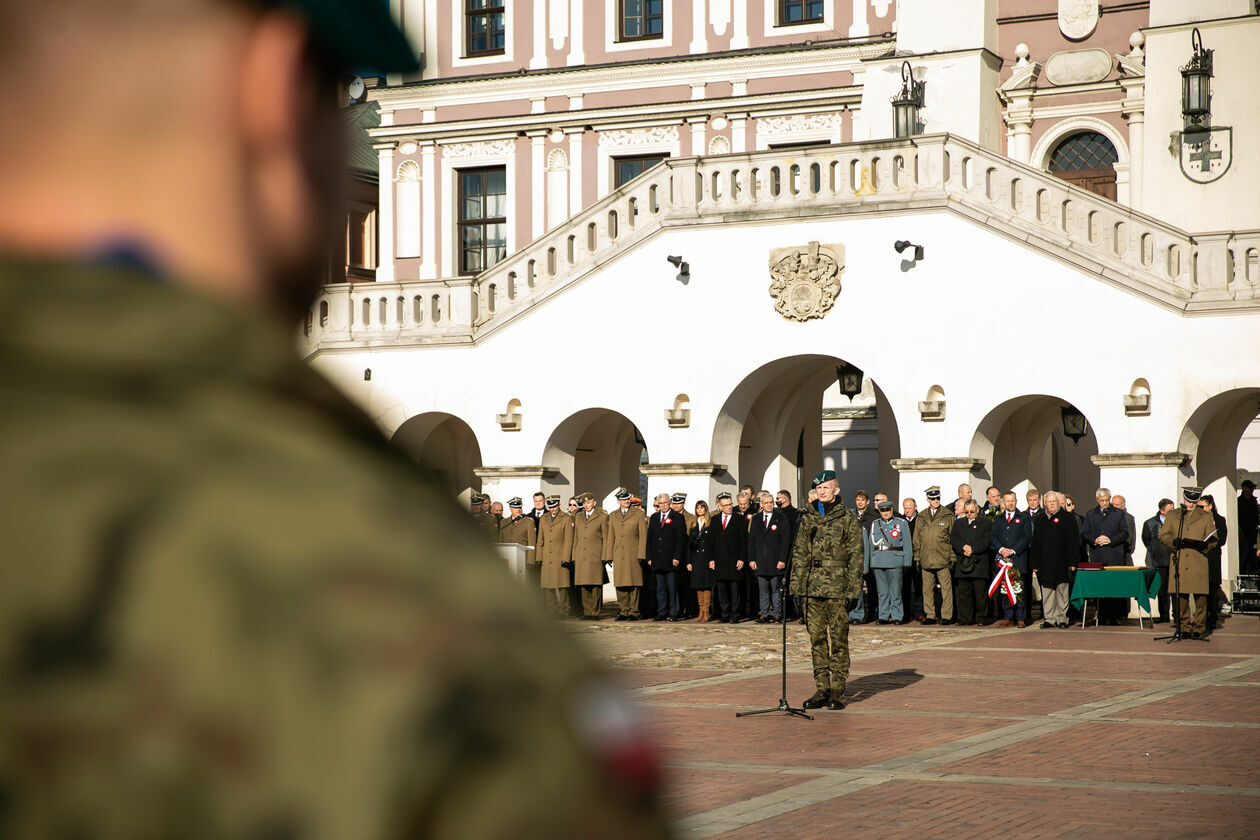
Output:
[950, 502, 994, 626]
[1031, 491, 1081, 628]
[687, 501, 715, 622]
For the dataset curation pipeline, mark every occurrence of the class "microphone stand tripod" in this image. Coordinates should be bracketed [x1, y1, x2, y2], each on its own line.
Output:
[737, 573, 813, 720]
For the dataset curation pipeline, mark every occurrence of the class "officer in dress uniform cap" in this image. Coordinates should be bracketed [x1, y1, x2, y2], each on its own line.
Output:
[615, 489, 631, 501]
[508, 497, 523, 509]
[545, 496, 560, 509]
[715, 491, 733, 502]
[875, 499, 894, 511]
[1182, 486, 1203, 503]
[669, 494, 686, 505]
[925, 486, 941, 499]
[812, 469, 837, 487]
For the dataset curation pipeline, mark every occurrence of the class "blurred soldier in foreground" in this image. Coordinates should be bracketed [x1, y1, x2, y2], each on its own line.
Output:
[0, 2, 669, 837]
[790, 471, 863, 711]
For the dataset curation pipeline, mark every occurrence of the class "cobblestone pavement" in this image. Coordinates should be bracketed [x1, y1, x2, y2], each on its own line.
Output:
[569, 614, 1260, 839]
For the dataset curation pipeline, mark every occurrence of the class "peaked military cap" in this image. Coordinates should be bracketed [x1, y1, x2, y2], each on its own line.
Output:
[545, 496, 560, 509]
[470, 493, 485, 504]
[715, 491, 733, 502]
[577, 492, 595, 503]
[875, 499, 894, 511]
[669, 493, 686, 504]
[615, 489, 631, 501]
[925, 486, 941, 499]
[1182, 486, 1203, 503]
[508, 497, 523, 508]
[812, 469, 836, 487]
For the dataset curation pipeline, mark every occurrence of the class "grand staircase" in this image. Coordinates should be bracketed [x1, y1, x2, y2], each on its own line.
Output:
[302, 133, 1260, 356]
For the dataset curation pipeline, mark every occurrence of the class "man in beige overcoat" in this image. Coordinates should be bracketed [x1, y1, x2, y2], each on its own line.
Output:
[536, 496, 575, 618]
[571, 492, 609, 619]
[1159, 486, 1219, 639]
[605, 489, 649, 621]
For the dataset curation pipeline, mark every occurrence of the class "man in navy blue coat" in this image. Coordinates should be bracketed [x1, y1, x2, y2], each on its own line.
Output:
[646, 492, 688, 620]
[990, 490, 1033, 626]
[749, 491, 793, 622]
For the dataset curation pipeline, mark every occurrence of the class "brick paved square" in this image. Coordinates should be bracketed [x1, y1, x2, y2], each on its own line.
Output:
[614, 668, 730, 689]
[1124, 684, 1260, 724]
[710, 780, 1260, 839]
[849, 648, 1237, 681]
[655, 671, 1145, 717]
[937, 721, 1258, 787]
[661, 769, 818, 818]
[644, 706, 1001, 770]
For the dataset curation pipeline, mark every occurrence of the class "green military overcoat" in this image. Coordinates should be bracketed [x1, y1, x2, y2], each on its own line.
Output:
[571, 508, 609, 587]
[605, 507, 648, 586]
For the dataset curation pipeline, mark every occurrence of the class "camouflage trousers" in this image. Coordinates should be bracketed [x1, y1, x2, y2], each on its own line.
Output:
[803, 596, 850, 693]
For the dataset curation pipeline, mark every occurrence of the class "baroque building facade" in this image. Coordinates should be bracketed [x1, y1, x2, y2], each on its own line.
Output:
[310, 0, 1260, 580]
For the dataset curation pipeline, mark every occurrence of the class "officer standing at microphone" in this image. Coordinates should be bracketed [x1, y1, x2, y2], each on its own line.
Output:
[790, 470, 864, 711]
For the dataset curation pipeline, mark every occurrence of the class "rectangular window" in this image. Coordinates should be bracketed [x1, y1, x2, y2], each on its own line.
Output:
[346, 207, 374, 269]
[614, 154, 667, 188]
[466, 0, 506, 57]
[779, 0, 824, 25]
[619, 0, 663, 42]
[458, 167, 507, 275]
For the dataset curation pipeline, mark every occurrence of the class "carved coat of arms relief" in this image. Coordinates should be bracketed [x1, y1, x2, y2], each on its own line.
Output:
[767, 241, 844, 322]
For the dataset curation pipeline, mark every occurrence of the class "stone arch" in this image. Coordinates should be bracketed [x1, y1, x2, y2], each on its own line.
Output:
[969, 395, 1099, 501]
[542, 408, 648, 505]
[711, 354, 901, 504]
[391, 412, 483, 503]
[1177, 387, 1260, 578]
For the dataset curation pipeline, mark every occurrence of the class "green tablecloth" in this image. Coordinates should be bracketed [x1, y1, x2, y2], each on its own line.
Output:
[1069, 568, 1163, 612]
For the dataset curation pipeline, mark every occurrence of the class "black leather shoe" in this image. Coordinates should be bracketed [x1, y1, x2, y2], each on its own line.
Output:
[652, 616, 666, 622]
[939, 619, 954, 626]
[921, 618, 937, 625]
[877, 619, 890, 625]
[1040, 621, 1054, 629]
[615, 615, 627, 622]
[728, 617, 740, 624]
[802, 690, 829, 709]
[827, 692, 846, 711]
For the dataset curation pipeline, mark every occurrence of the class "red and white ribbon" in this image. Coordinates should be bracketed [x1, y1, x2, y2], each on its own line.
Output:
[988, 558, 1018, 605]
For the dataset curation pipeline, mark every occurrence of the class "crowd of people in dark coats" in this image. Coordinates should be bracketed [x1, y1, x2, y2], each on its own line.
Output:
[473, 479, 1252, 632]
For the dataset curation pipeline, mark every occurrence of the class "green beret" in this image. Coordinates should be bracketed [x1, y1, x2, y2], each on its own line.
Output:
[812, 470, 837, 487]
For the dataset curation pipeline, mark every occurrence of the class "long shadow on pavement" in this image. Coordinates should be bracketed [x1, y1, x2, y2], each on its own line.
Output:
[844, 668, 925, 705]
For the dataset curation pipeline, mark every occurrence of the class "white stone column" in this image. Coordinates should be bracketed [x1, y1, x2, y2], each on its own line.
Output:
[530, 132, 547, 239]
[376, 144, 395, 282]
[1123, 82, 1145, 211]
[1005, 94, 1033, 164]
[568, 0, 584, 65]
[688, 117, 707, 156]
[531, 0, 548, 69]
[730, 113, 747, 153]
[691, 0, 707, 54]
[420, 142, 437, 280]
[731, 0, 748, 49]
[567, 129, 584, 216]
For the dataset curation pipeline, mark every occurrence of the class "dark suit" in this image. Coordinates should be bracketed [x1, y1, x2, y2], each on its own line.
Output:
[1031, 510, 1080, 625]
[901, 514, 924, 620]
[950, 515, 993, 624]
[646, 508, 688, 619]
[707, 511, 748, 621]
[1142, 513, 1171, 621]
[991, 509, 1032, 623]
[749, 508, 792, 620]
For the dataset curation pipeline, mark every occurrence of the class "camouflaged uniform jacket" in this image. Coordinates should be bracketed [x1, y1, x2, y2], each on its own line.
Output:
[789, 502, 864, 600]
[0, 258, 671, 840]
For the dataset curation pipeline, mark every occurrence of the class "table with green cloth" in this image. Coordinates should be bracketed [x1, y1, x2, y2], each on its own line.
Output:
[1069, 568, 1163, 628]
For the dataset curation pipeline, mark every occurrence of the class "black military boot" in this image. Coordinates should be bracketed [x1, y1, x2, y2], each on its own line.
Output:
[802, 689, 829, 709]
[827, 691, 846, 711]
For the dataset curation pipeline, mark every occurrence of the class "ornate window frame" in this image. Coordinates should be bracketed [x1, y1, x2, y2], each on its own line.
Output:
[596, 125, 681, 198]
[1029, 116, 1130, 204]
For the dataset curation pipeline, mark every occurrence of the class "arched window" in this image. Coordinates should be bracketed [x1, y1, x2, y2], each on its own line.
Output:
[1048, 131, 1118, 200]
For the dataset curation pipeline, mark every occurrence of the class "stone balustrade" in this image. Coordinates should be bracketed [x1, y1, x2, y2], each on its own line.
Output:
[301, 134, 1259, 355]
